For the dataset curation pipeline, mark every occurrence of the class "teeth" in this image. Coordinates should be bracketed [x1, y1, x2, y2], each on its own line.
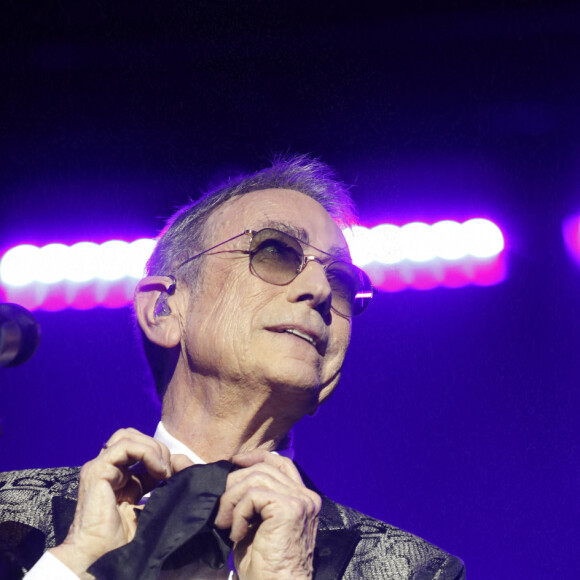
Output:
[285, 329, 316, 346]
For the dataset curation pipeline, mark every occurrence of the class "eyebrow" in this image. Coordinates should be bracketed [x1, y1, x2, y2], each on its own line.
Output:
[328, 246, 352, 262]
[258, 220, 352, 262]
[261, 220, 310, 242]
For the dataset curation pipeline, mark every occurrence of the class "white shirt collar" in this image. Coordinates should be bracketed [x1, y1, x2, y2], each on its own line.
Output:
[154, 421, 295, 462]
[154, 422, 207, 464]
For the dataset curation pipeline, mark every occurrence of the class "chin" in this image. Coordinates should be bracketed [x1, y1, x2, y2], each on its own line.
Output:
[316, 372, 341, 406]
[262, 360, 324, 393]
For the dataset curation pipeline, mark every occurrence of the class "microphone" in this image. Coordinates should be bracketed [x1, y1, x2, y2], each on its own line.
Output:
[0, 303, 41, 368]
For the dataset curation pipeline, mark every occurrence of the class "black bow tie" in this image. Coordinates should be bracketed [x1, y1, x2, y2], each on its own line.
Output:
[86, 460, 361, 580]
[88, 461, 236, 580]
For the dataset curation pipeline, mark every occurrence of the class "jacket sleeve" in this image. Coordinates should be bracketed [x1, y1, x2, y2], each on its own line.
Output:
[0, 467, 80, 579]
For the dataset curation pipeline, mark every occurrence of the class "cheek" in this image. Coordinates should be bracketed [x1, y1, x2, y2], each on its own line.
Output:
[317, 319, 351, 403]
[185, 269, 270, 369]
[331, 318, 351, 356]
[325, 319, 351, 371]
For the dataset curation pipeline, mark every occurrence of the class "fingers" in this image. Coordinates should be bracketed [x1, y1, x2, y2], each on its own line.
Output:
[215, 452, 321, 577]
[215, 452, 321, 541]
[231, 449, 303, 485]
[100, 427, 172, 481]
[229, 488, 320, 543]
[80, 428, 172, 504]
[52, 428, 173, 575]
[171, 453, 195, 473]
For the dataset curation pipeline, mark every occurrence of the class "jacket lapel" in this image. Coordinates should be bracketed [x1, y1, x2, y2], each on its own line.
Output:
[313, 527, 360, 580]
[297, 465, 362, 580]
[52, 495, 77, 546]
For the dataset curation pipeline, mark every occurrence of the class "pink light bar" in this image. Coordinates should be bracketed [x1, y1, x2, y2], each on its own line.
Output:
[563, 215, 580, 265]
[0, 219, 507, 311]
[0, 239, 156, 311]
[344, 219, 506, 292]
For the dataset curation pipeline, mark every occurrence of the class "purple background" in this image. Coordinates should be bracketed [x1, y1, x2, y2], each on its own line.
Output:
[1, 3, 579, 578]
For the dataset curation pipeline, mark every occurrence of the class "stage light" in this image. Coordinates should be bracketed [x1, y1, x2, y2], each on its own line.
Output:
[401, 222, 436, 262]
[0, 219, 506, 310]
[0, 239, 156, 310]
[37, 244, 69, 284]
[1, 239, 156, 287]
[0, 245, 40, 287]
[344, 219, 506, 292]
[372, 224, 405, 264]
[430, 220, 466, 260]
[345, 219, 504, 263]
[563, 215, 580, 265]
[98, 240, 133, 281]
[67, 242, 100, 282]
[462, 218, 505, 258]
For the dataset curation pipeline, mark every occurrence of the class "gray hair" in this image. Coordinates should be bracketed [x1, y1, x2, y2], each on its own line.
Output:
[142, 153, 357, 400]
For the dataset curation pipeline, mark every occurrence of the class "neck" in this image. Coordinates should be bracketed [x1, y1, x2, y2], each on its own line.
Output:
[161, 371, 312, 463]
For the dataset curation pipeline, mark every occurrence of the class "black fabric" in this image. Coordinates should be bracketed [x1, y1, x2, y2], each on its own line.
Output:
[0, 521, 46, 576]
[88, 461, 236, 580]
[52, 495, 77, 546]
[313, 529, 361, 580]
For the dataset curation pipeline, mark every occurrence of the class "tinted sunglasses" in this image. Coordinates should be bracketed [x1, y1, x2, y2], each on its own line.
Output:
[172, 228, 373, 318]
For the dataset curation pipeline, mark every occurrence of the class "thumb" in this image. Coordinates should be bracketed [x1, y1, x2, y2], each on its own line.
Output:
[170, 453, 195, 473]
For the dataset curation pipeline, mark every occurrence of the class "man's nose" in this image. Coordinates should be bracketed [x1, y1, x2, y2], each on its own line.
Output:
[286, 258, 332, 317]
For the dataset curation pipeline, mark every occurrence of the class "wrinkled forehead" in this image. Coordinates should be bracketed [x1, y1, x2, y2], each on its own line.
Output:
[206, 188, 350, 257]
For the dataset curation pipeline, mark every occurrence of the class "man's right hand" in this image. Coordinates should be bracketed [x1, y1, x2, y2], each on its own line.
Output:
[49, 428, 190, 579]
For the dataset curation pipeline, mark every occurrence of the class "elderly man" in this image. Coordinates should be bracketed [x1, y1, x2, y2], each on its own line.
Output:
[0, 156, 465, 579]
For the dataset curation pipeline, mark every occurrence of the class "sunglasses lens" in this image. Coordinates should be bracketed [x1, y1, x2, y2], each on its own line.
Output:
[249, 229, 303, 284]
[326, 262, 373, 317]
[249, 229, 373, 317]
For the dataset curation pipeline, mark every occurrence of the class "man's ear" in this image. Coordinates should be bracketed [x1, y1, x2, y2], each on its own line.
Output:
[134, 276, 182, 348]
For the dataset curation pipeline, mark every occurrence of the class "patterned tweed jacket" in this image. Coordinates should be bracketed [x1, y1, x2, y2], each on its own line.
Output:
[0, 467, 465, 579]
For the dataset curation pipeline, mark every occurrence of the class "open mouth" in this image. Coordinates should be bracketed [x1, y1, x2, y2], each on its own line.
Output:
[283, 328, 317, 348]
[266, 324, 326, 355]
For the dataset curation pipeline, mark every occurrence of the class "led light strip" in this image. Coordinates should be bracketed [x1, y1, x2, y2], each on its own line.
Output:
[0, 239, 156, 287]
[0, 218, 506, 309]
[343, 219, 505, 266]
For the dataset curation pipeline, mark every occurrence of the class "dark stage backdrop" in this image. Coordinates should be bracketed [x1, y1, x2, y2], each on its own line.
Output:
[1, 3, 579, 579]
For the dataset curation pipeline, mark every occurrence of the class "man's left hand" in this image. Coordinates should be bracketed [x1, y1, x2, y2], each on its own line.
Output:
[214, 450, 321, 580]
